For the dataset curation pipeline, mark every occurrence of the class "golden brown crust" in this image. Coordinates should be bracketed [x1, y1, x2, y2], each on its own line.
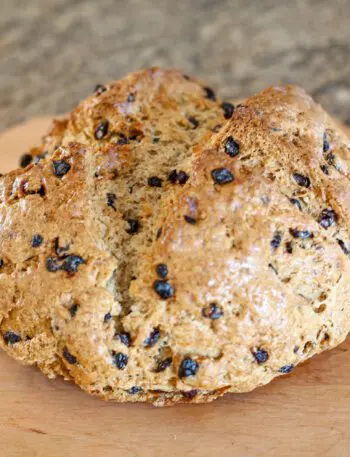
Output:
[1, 72, 350, 406]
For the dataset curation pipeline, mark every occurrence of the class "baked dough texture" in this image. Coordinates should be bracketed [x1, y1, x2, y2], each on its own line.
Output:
[1, 68, 350, 406]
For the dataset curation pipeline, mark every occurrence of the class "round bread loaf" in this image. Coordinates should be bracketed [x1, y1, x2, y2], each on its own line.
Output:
[1, 69, 350, 406]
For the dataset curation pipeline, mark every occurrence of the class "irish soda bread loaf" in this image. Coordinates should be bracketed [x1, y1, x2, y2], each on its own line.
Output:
[1, 69, 350, 406]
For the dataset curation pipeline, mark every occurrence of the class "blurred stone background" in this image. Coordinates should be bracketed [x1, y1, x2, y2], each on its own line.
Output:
[1, 0, 349, 131]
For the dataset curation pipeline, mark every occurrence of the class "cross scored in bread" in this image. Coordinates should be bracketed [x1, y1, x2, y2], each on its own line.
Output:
[1, 68, 350, 406]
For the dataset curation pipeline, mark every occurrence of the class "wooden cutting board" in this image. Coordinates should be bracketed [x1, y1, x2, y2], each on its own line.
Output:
[1, 118, 350, 457]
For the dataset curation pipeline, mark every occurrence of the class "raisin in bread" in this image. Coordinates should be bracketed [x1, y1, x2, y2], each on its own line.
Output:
[1, 71, 350, 406]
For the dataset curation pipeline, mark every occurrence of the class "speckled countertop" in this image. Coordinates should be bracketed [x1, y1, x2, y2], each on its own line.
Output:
[1, 0, 349, 131]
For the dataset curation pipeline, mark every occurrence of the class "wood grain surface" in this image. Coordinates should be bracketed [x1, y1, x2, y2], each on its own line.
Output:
[1, 119, 350, 457]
